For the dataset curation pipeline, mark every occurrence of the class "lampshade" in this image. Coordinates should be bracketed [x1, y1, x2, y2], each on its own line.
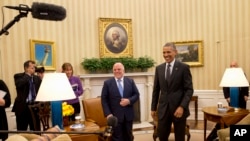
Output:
[35, 73, 76, 129]
[35, 73, 76, 101]
[219, 68, 249, 87]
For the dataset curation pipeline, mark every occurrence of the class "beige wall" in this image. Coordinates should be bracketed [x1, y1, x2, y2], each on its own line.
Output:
[1, 0, 250, 102]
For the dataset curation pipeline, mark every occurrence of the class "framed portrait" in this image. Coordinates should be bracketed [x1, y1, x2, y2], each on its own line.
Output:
[30, 39, 56, 70]
[174, 40, 203, 67]
[98, 18, 133, 58]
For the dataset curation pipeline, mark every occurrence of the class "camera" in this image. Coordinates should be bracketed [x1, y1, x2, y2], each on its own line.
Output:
[35, 66, 45, 73]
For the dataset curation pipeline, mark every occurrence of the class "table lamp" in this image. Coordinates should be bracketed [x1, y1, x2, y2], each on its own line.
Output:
[219, 68, 249, 109]
[35, 73, 76, 129]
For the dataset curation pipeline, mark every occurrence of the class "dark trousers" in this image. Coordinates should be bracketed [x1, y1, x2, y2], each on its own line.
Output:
[158, 113, 186, 141]
[15, 104, 37, 130]
[69, 102, 80, 121]
[207, 123, 227, 141]
[112, 117, 133, 141]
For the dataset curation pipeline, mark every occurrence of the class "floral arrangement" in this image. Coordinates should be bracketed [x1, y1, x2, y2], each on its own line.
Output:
[62, 102, 74, 117]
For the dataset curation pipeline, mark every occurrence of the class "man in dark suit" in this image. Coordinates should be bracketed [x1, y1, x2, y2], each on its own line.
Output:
[101, 62, 139, 141]
[12, 60, 42, 130]
[223, 61, 249, 109]
[151, 42, 194, 141]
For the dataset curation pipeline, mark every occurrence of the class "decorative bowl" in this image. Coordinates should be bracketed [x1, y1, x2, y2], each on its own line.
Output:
[217, 107, 228, 113]
[70, 123, 85, 131]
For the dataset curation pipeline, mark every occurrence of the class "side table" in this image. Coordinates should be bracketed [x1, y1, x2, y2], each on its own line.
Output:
[64, 121, 101, 141]
[202, 106, 249, 141]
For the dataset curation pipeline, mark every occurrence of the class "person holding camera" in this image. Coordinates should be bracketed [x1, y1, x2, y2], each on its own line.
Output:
[12, 60, 42, 131]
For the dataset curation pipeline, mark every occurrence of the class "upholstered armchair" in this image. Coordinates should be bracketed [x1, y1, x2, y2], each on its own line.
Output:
[6, 126, 71, 141]
[217, 113, 250, 141]
[82, 97, 111, 141]
[82, 97, 107, 130]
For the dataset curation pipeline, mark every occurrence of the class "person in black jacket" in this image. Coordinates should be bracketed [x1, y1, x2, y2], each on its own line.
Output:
[223, 61, 249, 108]
[207, 61, 249, 141]
[0, 79, 11, 141]
[12, 60, 42, 131]
[151, 42, 193, 141]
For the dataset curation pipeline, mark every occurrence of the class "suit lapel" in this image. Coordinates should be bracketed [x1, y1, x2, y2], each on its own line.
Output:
[123, 77, 129, 97]
[159, 64, 167, 83]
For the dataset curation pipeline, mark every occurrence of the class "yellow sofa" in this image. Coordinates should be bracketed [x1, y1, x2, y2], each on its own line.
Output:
[6, 134, 71, 141]
[217, 113, 250, 141]
[6, 126, 72, 141]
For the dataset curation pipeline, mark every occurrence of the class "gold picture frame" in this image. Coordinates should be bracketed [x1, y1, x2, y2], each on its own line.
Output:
[174, 40, 203, 67]
[99, 18, 133, 58]
[30, 39, 56, 70]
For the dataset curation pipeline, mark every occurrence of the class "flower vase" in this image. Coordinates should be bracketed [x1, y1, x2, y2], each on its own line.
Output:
[63, 116, 69, 126]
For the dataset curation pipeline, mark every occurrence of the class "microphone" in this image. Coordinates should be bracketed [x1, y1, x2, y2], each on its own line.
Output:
[4, 4, 30, 12]
[107, 116, 118, 127]
[104, 116, 118, 137]
[4, 2, 66, 21]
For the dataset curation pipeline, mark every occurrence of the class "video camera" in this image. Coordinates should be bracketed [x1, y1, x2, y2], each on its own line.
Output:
[35, 66, 45, 73]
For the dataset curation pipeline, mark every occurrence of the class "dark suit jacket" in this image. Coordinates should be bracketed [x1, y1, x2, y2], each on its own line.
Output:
[12, 73, 41, 116]
[0, 80, 11, 140]
[101, 76, 139, 122]
[223, 87, 249, 108]
[151, 60, 193, 120]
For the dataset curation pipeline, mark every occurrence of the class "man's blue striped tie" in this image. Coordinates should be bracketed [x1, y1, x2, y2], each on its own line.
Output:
[117, 79, 123, 97]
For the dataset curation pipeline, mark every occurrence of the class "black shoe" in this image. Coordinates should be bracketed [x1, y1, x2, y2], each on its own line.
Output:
[206, 128, 218, 141]
[212, 138, 219, 141]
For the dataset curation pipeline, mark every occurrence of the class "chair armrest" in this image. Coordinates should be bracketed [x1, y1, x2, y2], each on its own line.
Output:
[85, 119, 98, 124]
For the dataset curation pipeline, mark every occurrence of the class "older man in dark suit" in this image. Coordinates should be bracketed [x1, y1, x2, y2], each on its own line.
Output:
[101, 62, 139, 141]
[151, 42, 194, 141]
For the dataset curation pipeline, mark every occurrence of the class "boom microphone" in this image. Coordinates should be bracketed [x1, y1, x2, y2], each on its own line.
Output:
[4, 4, 30, 12]
[4, 2, 66, 21]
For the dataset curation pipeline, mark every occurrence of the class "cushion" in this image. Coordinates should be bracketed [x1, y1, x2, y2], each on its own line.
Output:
[217, 128, 229, 141]
[7, 125, 71, 141]
[20, 134, 41, 140]
[29, 134, 71, 141]
[6, 135, 28, 141]
[41, 125, 61, 140]
[51, 134, 72, 141]
[236, 114, 250, 125]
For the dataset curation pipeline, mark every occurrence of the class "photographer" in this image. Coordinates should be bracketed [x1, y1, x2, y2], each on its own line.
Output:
[12, 60, 42, 131]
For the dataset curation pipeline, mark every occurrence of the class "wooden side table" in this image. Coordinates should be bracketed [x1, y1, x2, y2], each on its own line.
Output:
[63, 121, 101, 141]
[202, 106, 249, 141]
